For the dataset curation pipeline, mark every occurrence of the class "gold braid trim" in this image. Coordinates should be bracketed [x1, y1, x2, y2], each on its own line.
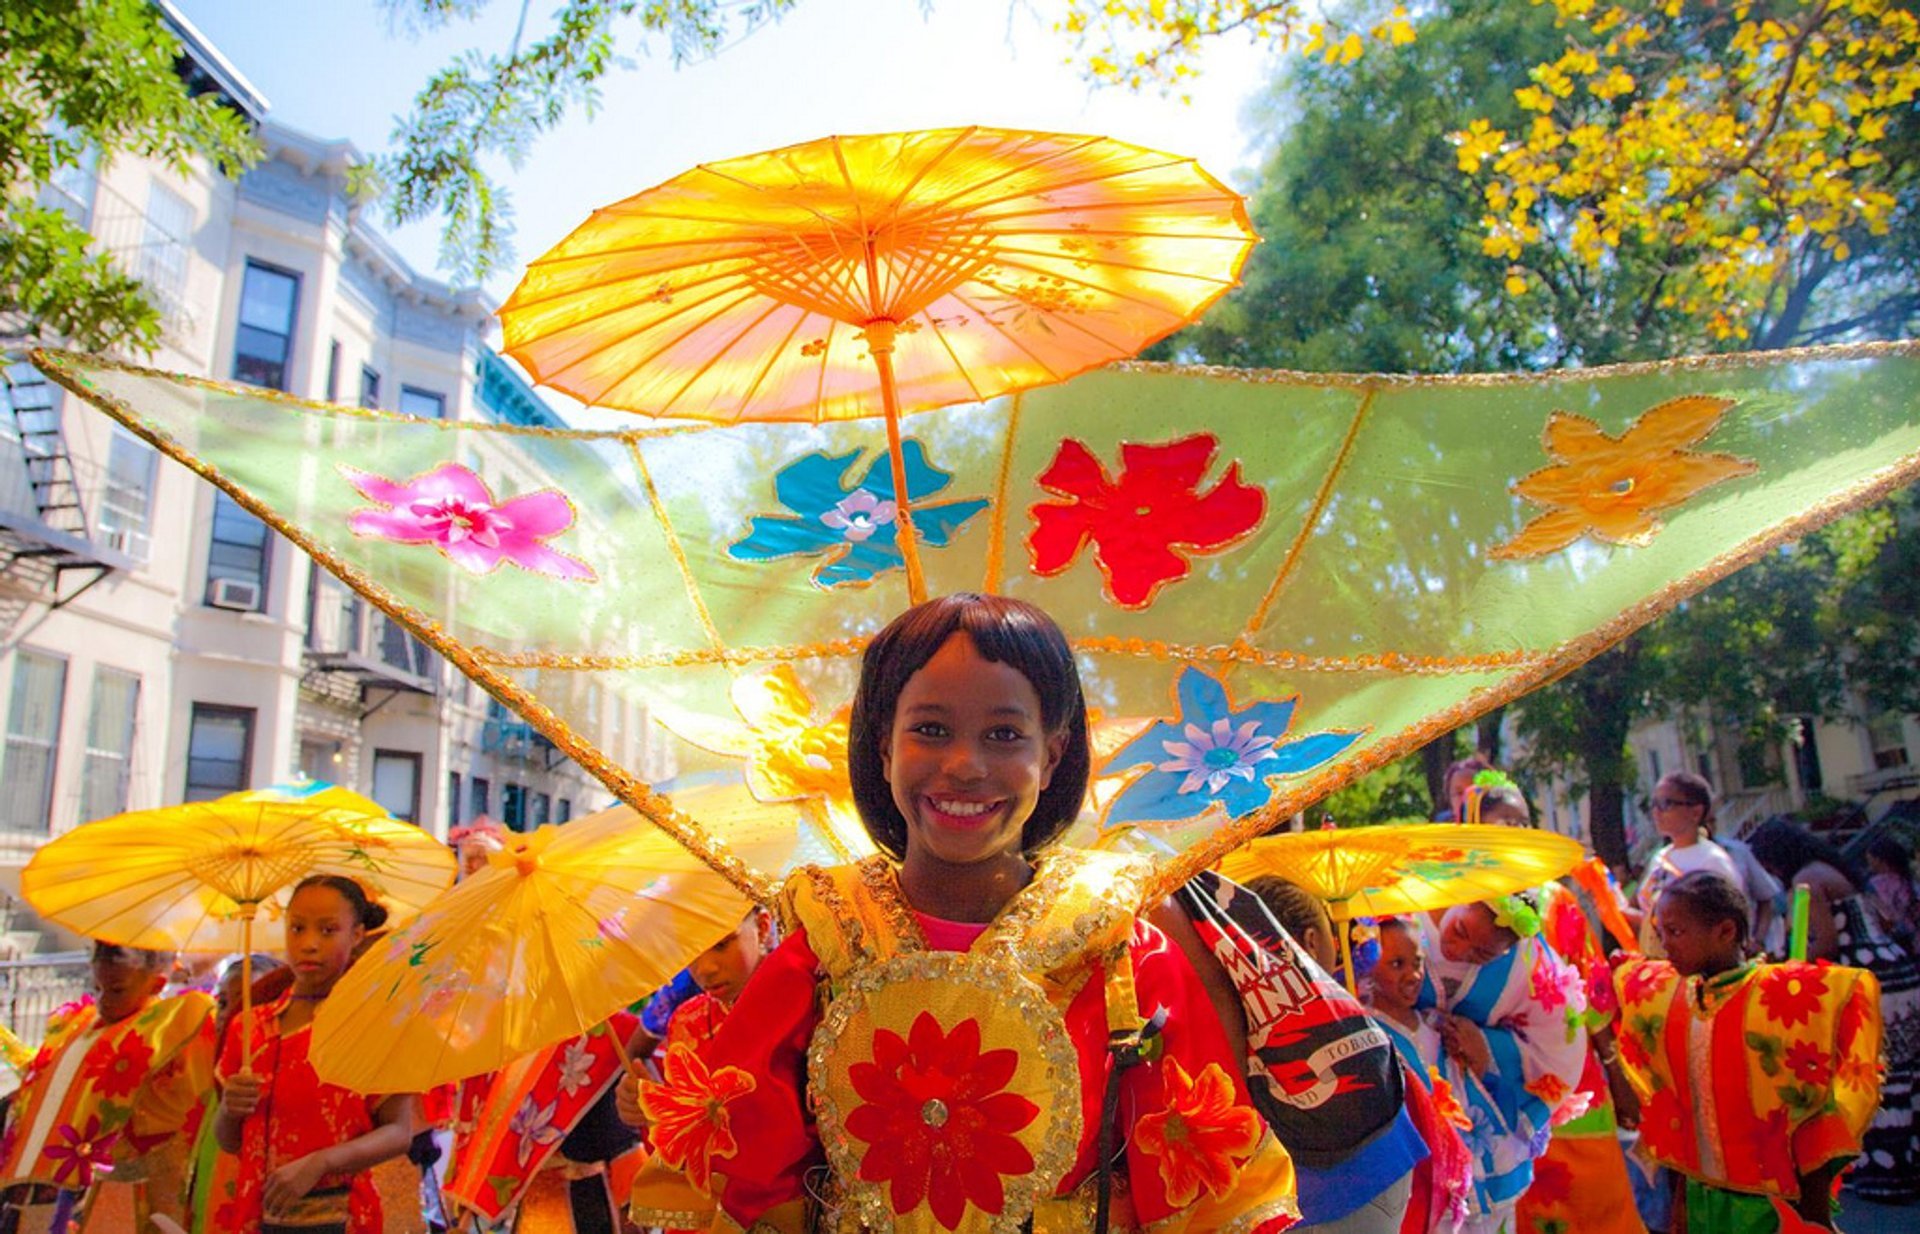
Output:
[1144, 435, 1920, 901]
[33, 348, 777, 905]
[469, 640, 1543, 675]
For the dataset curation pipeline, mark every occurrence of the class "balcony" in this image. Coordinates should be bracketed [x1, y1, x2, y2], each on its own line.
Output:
[482, 713, 560, 769]
[304, 580, 437, 698]
[0, 363, 134, 608]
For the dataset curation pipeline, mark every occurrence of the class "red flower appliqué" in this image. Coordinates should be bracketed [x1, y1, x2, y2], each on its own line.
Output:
[845, 1012, 1039, 1231]
[1784, 1040, 1832, 1087]
[638, 1042, 755, 1192]
[1619, 959, 1673, 1008]
[80, 1030, 154, 1102]
[1132, 1058, 1264, 1208]
[1759, 963, 1828, 1032]
[42, 1115, 117, 1187]
[1527, 1154, 1574, 1207]
[1027, 434, 1265, 608]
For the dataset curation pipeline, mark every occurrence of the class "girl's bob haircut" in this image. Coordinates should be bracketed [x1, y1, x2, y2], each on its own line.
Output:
[848, 593, 1091, 861]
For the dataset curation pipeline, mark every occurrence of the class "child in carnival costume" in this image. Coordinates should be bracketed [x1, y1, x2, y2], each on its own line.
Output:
[1412, 891, 1587, 1234]
[0, 941, 216, 1234]
[1460, 772, 1645, 1234]
[630, 593, 1300, 1232]
[1612, 872, 1881, 1232]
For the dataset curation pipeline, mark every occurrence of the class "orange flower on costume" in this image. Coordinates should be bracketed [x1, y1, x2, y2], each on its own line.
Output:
[1132, 1058, 1263, 1208]
[1759, 963, 1828, 1032]
[1525, 1071, 1570, 1108]
[1489, 395, 1756, 560]
[80, 1031, 154, 1101]
[1428, 1072, 1472, 1132]
[845, 1012, 1038, 1231]
[639, 1042, 756, 1192]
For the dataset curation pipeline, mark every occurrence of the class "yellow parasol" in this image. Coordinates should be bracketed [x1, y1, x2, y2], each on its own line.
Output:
[310, 784, 861, 1092]
[21, 784, 456, 1063]
[1218, 823, 1584, 990]
[498, 125, 1257, 601]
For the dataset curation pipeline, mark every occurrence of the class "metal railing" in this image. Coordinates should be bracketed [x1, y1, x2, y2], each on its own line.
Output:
[0, 951, 91, 1047]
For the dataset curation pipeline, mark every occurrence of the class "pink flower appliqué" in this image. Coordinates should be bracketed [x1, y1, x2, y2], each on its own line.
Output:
[341, 463, 596, 581]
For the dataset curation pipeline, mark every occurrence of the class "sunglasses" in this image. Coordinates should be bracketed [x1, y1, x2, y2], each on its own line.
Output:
[1650, 796, 1703, 810]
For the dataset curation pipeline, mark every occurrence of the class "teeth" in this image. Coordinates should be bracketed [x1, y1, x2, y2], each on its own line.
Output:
[932, 799, 993, 817]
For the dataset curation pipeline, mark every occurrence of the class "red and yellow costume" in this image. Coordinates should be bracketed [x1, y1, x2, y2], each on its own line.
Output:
[1611, 957, 1882, 1226]
[632, 848, 1298, 1232]
[443, 1015, 641, 1231]
[0, 992, 214, 1233]
[215, 990, 391, 1232]
[1515, 877, 1645, 1234]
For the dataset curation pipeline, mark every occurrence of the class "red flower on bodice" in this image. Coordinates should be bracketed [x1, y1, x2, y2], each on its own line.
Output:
[845, 1012, 1039, 1231]
[1131, 1058, 1263, 1208]
[638, 1042, 756, 1192]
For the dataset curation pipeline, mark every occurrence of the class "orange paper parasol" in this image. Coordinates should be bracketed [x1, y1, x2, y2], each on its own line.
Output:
[499, 125, 1257, 600]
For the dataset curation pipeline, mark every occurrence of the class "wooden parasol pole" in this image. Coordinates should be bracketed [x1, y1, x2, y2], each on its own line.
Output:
[864, 319, 928, 604]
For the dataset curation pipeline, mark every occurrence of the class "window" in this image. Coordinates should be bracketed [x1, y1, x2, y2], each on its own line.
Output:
[98, 429, 157, 562]
[80, 669, 140, 822]
[325, 340, 342, 403]
[470, 776, 491, 819]
[43, 120, 96, 224]
[372, 750, 422, 822]
[139, 181, 194, 314]
[205, 491, 270, 609]
[359, 366, 381, 410]
[1869, 712, 1911, 772]
[530, 791, 551, 828]
[502, 783, 526, 831]
[185, 705, 253, 802]
[299, 738, 337, 783]
[232, 262, 299, 391]
[557, 798, 572, 823]
[447, 771, 462, 830]
[1, 651, 68, 831]
[399, 386, 446, 420]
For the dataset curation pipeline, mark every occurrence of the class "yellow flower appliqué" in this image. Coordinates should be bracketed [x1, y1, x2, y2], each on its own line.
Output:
[1489, 395, 1757, 560]
[655, 664, 852, 809]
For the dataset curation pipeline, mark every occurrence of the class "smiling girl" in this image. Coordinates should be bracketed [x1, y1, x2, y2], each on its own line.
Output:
[630, 593, 1299, 1232]
[214, 876, 418, 1233]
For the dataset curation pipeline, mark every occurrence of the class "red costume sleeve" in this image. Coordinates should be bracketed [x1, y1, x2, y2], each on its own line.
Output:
[658, 929, 824, 1228]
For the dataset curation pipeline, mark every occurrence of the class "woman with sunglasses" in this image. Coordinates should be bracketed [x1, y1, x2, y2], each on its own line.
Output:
[1632, 772, 1745, 957]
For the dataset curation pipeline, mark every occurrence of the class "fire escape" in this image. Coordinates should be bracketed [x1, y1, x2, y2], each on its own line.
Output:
[0, 361, 131, 612]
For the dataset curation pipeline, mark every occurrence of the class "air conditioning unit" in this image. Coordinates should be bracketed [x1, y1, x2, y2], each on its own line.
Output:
[207, 577, 262, 611]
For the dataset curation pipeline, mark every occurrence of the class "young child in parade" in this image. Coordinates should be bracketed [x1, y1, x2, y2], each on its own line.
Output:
[215, 875, 419, 1233]
[0, 942, 215, 1233]
[1367, 917, 1472, 1234]
[1414, 894, 1587, 1234]
[1611, 871, 1882, 1232]
[629, 592, 1300, 1231]
[182, 954, 285, 1234]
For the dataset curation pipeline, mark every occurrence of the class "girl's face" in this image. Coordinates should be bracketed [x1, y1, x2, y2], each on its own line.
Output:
[1438, 902, 1517, 965]
[1654, 893, 1741, 977]
[283, 885, 364, 995]
[689, 913, 770, 1006]
[1480, 800, 1530, 828]
[880, 632, 1065, 871]
[91, 945, 165, 1023]
[1651, 776, 1707, 844]
[1370, 924, 1425, 1018]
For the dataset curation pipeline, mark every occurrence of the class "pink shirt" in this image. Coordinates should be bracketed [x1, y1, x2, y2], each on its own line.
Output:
[913, 912, 991, 952]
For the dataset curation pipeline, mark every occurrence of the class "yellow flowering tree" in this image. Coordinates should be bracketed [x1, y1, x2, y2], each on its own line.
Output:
[1059, 0, 1414, 93]
[1453, 0, 1920, 346]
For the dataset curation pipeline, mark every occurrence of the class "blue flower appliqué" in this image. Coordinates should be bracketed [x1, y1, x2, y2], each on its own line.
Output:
[1103, 665, 1364, 826]
[727, 442, 989, 588]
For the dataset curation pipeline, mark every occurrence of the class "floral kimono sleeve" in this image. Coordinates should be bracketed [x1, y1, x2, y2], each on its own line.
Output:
[1473, 940, 1588, 1135]
[637, 929, 824, 1233]
[1792, 967, 1883, 1175]
[1122, 921, 1299, 1233]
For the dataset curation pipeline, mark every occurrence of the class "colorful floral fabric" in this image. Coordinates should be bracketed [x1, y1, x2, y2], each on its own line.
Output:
[444, 1013, 640, 1223]
[1609, 958, 1882, 1201]
[1414, 915, 1588, 1222]
[632, 849, 1299, 1232]
[214, 992, 387, 1233]
[0, 990, 214, 1217]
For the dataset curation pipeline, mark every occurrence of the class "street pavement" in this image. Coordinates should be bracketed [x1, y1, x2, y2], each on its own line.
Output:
[1840, 1191, 1920, 1232]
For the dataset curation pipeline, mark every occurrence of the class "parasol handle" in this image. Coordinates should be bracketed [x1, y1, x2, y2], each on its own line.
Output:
[240, 912, 255, 1075]
[1329, 900, 1358, 996]
[864, 320, 928, 604]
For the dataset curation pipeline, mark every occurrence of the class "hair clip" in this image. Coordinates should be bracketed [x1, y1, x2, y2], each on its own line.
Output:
[1487, 893, 1541, 938]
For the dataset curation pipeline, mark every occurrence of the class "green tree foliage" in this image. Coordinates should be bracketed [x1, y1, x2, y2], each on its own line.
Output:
[0, 0, 258, 352]
[369, 0, 796, 282]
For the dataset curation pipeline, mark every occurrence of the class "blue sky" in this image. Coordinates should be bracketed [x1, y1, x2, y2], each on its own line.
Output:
[173, 1, 1280, 297]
